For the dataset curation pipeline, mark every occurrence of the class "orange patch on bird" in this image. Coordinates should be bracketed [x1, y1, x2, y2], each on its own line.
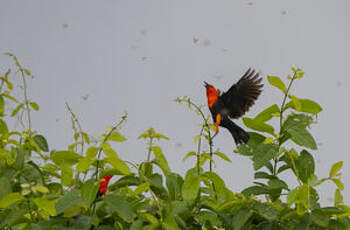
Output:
[215, 113, 221, 133]
[206, 86, 219, 108]
[98, 175, 113, 195]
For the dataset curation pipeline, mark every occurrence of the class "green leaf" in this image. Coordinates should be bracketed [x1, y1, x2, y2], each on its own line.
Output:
[29, 102, 39, 111]
[296, 150, 315, 183]
[253, 143, 279, 170]
[152, 146, 170, 175]
[213, 151, 231, 162]
[295, 71, 305, 79]
[61, 164, 73, 186]
[154, 133, 169, 140]
[56, 190, 83, 215]
[267, 75, 287, 93]
[1, 207, 27, 227]
[104, 194, 136, 223]
[138, 213, 159, 225]
[81, 132, 90, 144]
[242, 117, 275, 135]
[51, 150, 82, 166]
[103, 146, 130, 175]
[295, 214, 311, 229]
[193, 135, 201, 144]
[199, 152, 213, 167]
[77, 146, 98, 172]
[0, 177, 12, 201]
[76, 157, 95, 173]
[133, 182, 150, 195]
[0, 95, 4, 115]
[32, 197, 56, 216]
[0, 119, 8, 135]
[287, 187, 299, 206]
[242, 186, 269, 196]
[290, 95, 302, 111]
[0, 192, 25, 208]
[107, 132, 127, 142]
[11, 103, 24, 116]
[254, 171, 276, 180]
[332, 178, 344, 191]
[23, 68, 31, 76]
[299, 184, 310, 210]
[334, 189, 343, 206]
[254, 104, 280, 122]
[182, 168, 200, 203]
[32, 184, 49, 194]
[234, 132, 266, 156]
[268, 178, 288, 190]
[277, 164, 291, 174]
[196, 211, 221, 226]
[139, 162, 153, 179]
[81, 179, 99, 205]
[182, 151, 196, 162]
[166, 173, 184, 201]
[0, 148, 15, 165]
[149, 174, 169, 200]
[329, 161, 343, 178]
[15, 147, 28, 169]
[231, 209, 253, 230]
[285, 98, 322, 115]
[202, 172, 226, 200]
[311, 209, 329, 227]
[33, 134, 49, 152]
[86, 146, 98, 158]
[308, 174, 327, 187]
[130, 219, 144, 230]
[285, 121, 317, 150]
[250, 201, 279, 221]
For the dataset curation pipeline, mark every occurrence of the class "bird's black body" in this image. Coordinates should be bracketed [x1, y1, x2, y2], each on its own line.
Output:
[205, 68, 263, 145]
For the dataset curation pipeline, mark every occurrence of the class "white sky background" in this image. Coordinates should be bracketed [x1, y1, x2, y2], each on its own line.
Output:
[1, 0, 350, 205]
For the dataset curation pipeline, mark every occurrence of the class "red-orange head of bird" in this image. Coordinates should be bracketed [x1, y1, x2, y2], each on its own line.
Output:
[204, 81, 219, 108]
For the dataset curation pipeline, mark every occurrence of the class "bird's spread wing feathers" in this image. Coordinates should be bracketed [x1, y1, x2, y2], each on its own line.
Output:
[220, 68, 263, 119]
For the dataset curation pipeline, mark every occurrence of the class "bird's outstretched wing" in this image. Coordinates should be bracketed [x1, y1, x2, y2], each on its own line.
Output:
[220, 68, 263, 119]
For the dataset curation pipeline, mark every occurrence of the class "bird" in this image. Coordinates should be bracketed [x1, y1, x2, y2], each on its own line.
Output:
[204, 68, 263, 145]
[98, 175, 113, 196]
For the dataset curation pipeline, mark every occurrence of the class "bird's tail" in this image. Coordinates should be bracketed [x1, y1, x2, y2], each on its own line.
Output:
[223, 120, 249, 145]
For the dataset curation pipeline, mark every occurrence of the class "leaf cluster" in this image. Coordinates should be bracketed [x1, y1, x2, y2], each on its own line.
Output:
[0, 57, 348, 229]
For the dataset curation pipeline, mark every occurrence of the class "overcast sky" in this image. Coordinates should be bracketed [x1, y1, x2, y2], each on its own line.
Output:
[1, 0, 350, 205]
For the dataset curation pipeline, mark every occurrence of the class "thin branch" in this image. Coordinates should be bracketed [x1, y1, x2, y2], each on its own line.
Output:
[94, 113, 127, 180]
[196, 126, 204, 174]
[192, 106, 214, 172]
[65, 102, 85, 154]
[147, 137, 153, 162]
[274, 72, 297, 176]
[184, 99, 214, 172]
[20, 68, 32, 133]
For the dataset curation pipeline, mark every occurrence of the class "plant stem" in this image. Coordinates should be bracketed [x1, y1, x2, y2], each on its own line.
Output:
[66, 103, 85, 184]
[95, 114, 127, 180]
[274, 72, 297, 176]
[65, 103, 85, 154]
[187, 100, 214, 172]
[197, 126, 204, 174]
[147, 137, 153, 162]
[209, 132, 213, 172]
[20, 69, 32, 133]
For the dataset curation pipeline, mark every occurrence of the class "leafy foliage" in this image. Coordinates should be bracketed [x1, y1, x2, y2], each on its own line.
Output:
[0, 56, 348, 229]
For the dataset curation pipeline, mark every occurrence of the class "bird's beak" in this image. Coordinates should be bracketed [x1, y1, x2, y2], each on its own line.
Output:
[203, 81, 210, 88]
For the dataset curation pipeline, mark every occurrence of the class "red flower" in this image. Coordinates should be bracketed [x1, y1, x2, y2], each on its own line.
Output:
[98, 175, 113, 195]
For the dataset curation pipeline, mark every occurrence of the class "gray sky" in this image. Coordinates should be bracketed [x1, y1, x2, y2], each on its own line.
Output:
[1, 0, 349, 205]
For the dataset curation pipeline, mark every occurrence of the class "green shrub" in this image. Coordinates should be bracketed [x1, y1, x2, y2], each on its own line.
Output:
[0, 54, 349, 229]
